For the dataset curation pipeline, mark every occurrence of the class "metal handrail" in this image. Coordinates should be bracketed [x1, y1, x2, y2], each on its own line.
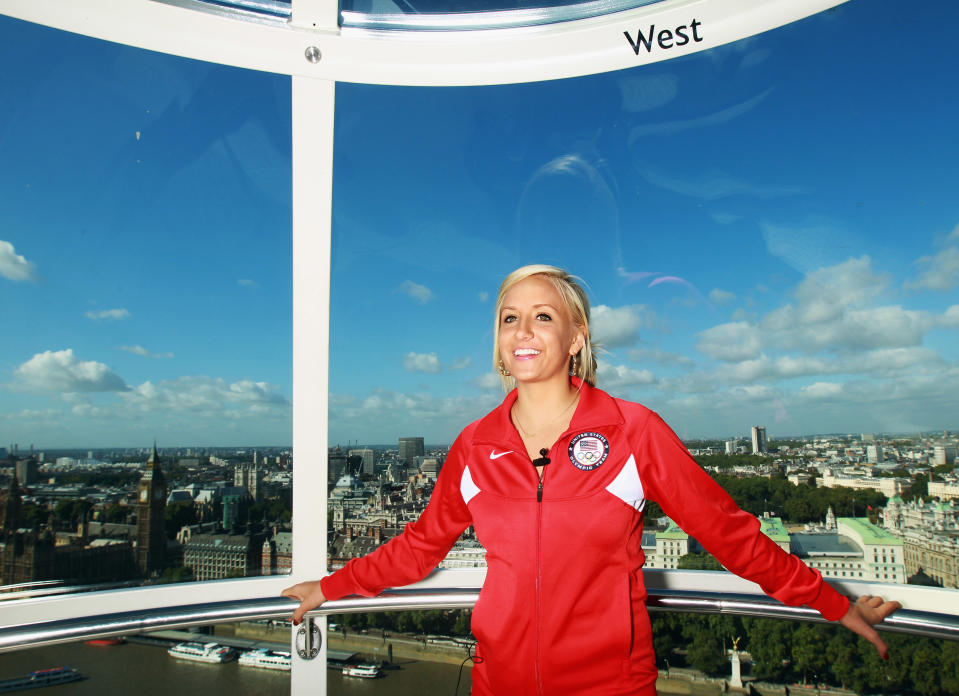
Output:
[1, 587, 957, 654]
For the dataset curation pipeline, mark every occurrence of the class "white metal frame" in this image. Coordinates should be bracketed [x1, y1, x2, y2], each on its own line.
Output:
[1, 0, 844, 85]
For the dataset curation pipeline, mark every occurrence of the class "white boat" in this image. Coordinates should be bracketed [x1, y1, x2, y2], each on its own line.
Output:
[342, 664, 381, 678]
[238, 648, 292, 671]
[167, 641, 237, 663]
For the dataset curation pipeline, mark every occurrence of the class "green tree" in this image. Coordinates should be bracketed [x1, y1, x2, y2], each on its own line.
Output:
[54, 499, 92, 527]
[911, 642, 943, 696]
[157, 566, 194, 584]
[22, 503, 49, 529]
[791, 623, 828, 685]
[903, 473, 929, 502]
[743, 617, 793, 681]
[452, 610, 472, 636]
[677, 553, 723, 571]
[102, 503, 130, 523]
[941, 641, 959, 695]
[827, 629, 861, 690]
[164, 501, 198, 538]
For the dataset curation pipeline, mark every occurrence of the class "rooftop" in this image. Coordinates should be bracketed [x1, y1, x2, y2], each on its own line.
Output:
[838, 517, 904, 546]
[790, 533, 862, 558]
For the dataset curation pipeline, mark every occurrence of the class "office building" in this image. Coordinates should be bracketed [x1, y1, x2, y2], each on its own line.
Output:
[751, 426, 767, 454]
[398, 437, 425, 464]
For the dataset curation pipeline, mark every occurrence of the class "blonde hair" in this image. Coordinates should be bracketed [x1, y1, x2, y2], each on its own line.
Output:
[492, 264, 597, 391]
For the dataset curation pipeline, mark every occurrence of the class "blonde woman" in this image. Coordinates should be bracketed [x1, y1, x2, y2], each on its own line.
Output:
[284, 264, 899, 695]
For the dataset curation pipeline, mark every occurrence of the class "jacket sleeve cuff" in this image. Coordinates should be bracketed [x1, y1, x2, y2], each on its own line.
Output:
[320, 570, 355, 602]
[808, 579, 850, 622]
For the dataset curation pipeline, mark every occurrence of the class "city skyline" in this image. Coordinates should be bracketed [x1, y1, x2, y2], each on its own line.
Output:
[3, 3, 959, 447]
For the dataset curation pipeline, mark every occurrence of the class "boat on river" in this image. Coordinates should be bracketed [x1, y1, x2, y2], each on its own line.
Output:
[167, 641, 236, 663]
[85, 637, 126, 646]
[238, 648, 291, 671]
[0, 666, 84, 692]
[342, 663, 381, 678]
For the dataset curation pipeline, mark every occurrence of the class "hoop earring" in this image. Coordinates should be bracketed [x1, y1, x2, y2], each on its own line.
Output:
[498, 359, 511, 377]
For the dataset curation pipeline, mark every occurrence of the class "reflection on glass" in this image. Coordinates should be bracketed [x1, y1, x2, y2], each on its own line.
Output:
[0, 16, 292, 593]
[339, 0, 665, 31]
[327, 0, 959, 670]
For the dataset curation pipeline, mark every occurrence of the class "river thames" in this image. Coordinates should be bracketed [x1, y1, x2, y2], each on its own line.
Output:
[0, 640, 473, 696]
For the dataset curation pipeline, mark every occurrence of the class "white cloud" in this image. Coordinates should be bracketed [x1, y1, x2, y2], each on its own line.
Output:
[591, 304, 650, 347]
[799, 382, 843, 399]
[597, 363, 657, 388]
[121, 376, 289, 412]
[476, 372, 502, 390]
[639, 167, 805, 201]
[764, 304, 932, 353]
[760, 218, 864, 277]
[449, 357, 472, 371]
[709, 288, 735, 305]
[792, 256, 888, 314]
[403, 352, 442, 374]
[711, 212, 741, 225]
[906, 246, 959, 292]
[237, 279, 259, 288]
[695, 321, 763, 361]
[6, 408, 61, 420]
[85, 308, 131, 321]
[0, 240, 37, 282]
[120, 345, 173, 359]
[397, 280, 434, 304]
[14, 349, 128, 393]
[939, 305, 959, 328]
[478, 291, 489, 302]
[330, 388, 501, 443]
[627, 347, 694, 367]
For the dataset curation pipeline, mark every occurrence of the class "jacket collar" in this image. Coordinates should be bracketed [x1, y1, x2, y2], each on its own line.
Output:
[472, 378, 625, 446]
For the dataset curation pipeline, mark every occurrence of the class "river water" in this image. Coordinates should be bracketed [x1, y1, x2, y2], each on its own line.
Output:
[0, 641, 473, 696]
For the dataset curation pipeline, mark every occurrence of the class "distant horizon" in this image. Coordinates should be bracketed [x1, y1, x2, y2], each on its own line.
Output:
[5, 426, 955, 455]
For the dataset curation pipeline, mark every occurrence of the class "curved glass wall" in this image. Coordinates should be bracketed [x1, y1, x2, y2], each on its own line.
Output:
[169, 0, 667, 30]
[1, 0, 959, 694]
[328, 5, 959, 690]
[339, 0, 666, 31]
[0, 15, 293, 594]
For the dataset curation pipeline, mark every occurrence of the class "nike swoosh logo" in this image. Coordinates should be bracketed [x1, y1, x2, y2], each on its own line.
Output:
[489, 451, 513, 460]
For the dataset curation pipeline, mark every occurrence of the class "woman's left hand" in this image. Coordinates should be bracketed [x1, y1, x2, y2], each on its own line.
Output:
[838, 595, 902, 659]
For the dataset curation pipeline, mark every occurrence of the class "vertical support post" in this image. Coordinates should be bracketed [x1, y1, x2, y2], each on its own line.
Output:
[290, 0, 340, 33]
[290, 74, 335, 695]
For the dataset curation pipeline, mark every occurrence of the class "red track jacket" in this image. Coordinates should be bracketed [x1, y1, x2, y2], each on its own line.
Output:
[322, 381, 849, 695]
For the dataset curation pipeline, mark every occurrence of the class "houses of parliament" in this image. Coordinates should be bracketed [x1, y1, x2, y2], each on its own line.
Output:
[0, 444, 167, 586]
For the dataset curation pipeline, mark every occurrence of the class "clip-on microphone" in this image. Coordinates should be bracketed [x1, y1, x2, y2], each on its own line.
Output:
[532, 448, 551, 468]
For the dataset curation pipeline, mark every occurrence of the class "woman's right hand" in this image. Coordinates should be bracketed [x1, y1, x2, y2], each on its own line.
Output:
[281, 580, 327, 625]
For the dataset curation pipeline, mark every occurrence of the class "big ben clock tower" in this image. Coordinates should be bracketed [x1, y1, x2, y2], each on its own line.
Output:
[136, 441, 167, 576]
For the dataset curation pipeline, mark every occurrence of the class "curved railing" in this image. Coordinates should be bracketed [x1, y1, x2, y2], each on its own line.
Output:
[2, 585, 957, 654]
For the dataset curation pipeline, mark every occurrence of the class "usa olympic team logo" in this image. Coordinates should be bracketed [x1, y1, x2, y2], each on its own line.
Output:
[568, 432, 609, 471]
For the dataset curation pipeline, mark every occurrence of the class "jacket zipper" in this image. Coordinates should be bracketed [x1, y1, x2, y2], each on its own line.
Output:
[534, 451, 549, 696]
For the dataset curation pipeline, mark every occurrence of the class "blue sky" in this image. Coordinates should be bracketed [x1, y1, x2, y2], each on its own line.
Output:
[0, 17, 292, 448]
[2, 1, 958, 448]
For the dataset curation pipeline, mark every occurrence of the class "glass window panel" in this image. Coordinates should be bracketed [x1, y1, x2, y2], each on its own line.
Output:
[0, 16, 292, 593]
[327, 0, 959, 641]
[0, 623, 290, 695]
[340, 0, 665, 31]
